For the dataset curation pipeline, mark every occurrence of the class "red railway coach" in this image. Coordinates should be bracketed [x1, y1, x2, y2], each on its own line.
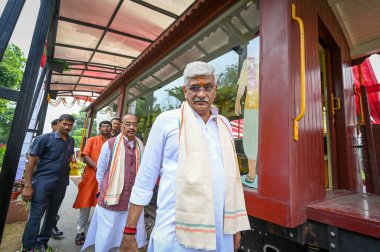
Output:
[237, 1, 380, 251]
[82, 1, 380, 251]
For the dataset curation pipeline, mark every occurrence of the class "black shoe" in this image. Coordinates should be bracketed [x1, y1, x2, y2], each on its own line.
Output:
[52, 215, 63, 239]
[34, 244, 53, 252]
[52, 226, 63, 239]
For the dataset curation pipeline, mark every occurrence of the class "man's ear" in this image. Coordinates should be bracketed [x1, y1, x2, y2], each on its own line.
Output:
[182, 85, 187, 94]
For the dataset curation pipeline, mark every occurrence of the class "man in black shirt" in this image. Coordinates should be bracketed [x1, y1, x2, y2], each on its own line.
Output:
[21, 114, 75, 252]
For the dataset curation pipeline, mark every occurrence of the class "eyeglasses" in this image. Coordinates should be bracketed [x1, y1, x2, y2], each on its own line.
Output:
[186, 84, 216, 93]
[122, 122, 138, 127]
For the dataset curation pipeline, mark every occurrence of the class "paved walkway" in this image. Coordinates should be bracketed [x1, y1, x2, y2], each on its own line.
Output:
[2, 176, 154, 251]
[49, 178, 93, 252]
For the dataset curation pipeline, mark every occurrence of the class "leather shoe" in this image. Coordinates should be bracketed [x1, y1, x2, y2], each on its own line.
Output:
[52, 226, 63, 239]
[52, 215, 63, 239]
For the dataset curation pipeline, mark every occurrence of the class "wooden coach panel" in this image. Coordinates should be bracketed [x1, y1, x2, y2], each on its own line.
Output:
[245, 0, 359, 227]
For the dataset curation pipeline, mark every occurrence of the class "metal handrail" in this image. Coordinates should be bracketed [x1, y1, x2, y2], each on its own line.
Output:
[353, 85, 365, 125]
[292, 4, 306, 141]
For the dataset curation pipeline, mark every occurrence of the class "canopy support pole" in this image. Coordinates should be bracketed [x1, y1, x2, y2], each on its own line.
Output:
[0, 0, 56, 242]
[0, 0, 26, 61]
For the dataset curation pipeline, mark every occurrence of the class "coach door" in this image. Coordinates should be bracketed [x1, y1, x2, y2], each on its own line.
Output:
[319, 43, 337, 189]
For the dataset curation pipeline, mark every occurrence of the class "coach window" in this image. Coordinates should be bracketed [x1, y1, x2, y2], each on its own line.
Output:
[91, 94, 120, 136]
[208, 35, 260, 190]
[118, 0, 261, 185]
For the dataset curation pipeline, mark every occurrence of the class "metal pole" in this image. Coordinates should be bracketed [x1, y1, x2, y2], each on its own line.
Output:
[27, 65, 48, 125]
[36, 0, 60, 136]
[0, 0, 26, 61]
[117, 86, 126, 118]
[0, 0, 55, 242]
[36, 69, 52, 136]
[87, 108, 95, 137]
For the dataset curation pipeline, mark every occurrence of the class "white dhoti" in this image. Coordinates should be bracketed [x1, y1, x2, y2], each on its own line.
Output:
[82, 205, 147, 252]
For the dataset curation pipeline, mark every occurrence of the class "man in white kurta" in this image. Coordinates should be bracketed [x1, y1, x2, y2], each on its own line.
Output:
[82, 114, 146, 252]
[120, 62, 249, 252]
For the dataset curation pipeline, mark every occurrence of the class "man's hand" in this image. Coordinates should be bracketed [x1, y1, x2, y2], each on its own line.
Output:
[83, 155, 97, 169]
[233, 231, 241, 251]
[22, 155, 39, 202]
[120, 204, 144, 251]
[22, 185, 33, 201]
[119, 234, 138, 252]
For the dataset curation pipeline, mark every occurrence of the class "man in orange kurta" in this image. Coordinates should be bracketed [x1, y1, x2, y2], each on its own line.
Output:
[73, 120, 111, 245]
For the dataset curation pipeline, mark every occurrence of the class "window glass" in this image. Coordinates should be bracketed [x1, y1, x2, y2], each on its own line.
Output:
[233, 37, 260, 190]
[123, 0, 261, 189]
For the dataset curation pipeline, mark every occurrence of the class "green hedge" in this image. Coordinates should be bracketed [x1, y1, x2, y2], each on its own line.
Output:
[0, 146, 6, 170]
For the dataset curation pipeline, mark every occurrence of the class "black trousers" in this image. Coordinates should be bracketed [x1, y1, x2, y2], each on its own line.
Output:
[22, 185, 67, 249]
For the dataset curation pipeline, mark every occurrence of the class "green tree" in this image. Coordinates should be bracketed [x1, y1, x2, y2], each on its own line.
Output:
[0, 44, 26, 143]
[0, 145, 6, 168]
[165, 86, 184, 108]
[0, 101, 16, 143]
[71, 110, 88, 148]
[217, 64, 239, 87]
[0, 43, 26, 89]
[135, 93, 163, 141]
[214, 64, 239, 118]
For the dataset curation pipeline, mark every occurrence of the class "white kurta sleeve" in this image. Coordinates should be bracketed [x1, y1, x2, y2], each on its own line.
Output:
[221, 115, 233, 136]
[130, 115, 165, 206]
[96, 141, 110, 188]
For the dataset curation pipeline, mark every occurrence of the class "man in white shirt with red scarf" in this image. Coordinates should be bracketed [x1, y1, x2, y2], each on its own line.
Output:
[120, 61, 250, 252]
